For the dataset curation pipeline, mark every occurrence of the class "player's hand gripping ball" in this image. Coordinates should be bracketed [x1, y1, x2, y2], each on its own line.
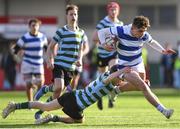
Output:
[104, 35, 118, 50]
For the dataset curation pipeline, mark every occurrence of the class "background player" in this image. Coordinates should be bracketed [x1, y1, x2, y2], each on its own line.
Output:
[34, 4, 88, 119]
[13, 18, 48, 101]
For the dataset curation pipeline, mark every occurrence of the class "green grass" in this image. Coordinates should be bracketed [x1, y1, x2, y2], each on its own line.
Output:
[0, 89, 180, 129]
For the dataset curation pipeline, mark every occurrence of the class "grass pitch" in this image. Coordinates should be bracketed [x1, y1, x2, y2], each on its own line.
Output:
[0, 88, 180, 129]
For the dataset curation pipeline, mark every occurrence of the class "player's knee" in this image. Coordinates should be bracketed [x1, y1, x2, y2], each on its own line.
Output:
[139, 82, 149, 92]
[53, 85, 62, 92]
[26, 81, 33, 88]
[33, 78, 44, 86]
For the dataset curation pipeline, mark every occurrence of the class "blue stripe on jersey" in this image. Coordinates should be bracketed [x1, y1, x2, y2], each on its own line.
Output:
[116, 63, 140, 69]
[21, 36, 40, 43]
[104, 18, 111, 24]
[23, 59, 41, 66]
[24, 53, 42, 59]
[118, 43, 142, 51]
[118, 52, 142, 61]
[117, 26, 149, 41]
[24, 47, 42, 51]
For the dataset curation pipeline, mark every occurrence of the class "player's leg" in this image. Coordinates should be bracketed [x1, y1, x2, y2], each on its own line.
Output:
[2, 99, 61, 119]
[108, 58, 119, 106]
[24, 74, 34, 101]
[33, 64, 45, 90]
[21, 62, 34, 101]
[34, 77, 62, 120]
[70, 71, 80, 90]
[52, 65, 66, 99]
[34, 83, 54, 101]
[35, 114, 83, 124]
[97, 66, 107, 110]
[123, 71, 174, 119]
[36, 92, 84, 124]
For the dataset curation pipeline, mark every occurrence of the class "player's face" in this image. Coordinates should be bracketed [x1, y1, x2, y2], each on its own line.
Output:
[67, 9, 78, 24]
[108, 7, 119, 19]
[29, 22, 40, 34]
[131, 26, 147, 38]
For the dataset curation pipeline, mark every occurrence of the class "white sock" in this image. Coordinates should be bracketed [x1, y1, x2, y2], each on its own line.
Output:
[157, 104, 166, 113]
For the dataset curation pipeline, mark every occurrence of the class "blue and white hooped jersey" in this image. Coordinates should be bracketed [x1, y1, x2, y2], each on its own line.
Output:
[96, 16, 123, 58]
[110, 24, 152, 68]
[74, 71, 114, 110]
[17, 32, 48, 66]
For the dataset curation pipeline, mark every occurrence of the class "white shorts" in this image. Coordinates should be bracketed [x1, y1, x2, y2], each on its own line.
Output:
[131, 62, 145, 73]
[21, 61, 44, 75]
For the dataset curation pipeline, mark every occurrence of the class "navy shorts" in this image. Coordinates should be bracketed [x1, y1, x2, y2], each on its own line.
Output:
[57, 92, 84, 120]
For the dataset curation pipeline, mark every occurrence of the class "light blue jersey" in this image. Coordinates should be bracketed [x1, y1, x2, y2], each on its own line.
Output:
[53, 25, 88, 71]
[17, 32, 48, 66]
[96, 16, 123, 58]
[110, 24, 152, 68]
[75, 72, 114, 110]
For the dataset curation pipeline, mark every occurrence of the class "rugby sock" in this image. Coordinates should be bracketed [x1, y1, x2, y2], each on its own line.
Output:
[157, 104, 166, 112]
[15, 102, 29, 109]
[44, 84, 54, 93]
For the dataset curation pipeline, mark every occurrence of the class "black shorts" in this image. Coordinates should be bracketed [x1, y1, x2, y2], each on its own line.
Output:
[53, 64, 74, 86]
[57, 92, 84, 120]
[97, 52, 117, 67]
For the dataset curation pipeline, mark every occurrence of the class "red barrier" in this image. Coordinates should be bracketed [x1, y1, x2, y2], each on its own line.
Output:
[0, 69, 4, 90]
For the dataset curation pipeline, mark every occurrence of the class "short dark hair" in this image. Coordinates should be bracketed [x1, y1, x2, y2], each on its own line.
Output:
[66, 4, 78, 15]
[28, 18, 41, 26]
[132, 16, 150, 29]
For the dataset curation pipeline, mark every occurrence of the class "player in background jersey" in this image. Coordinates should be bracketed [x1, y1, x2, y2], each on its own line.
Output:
[33, 4, 89, 120]
[92, 1, 123, 110]
[13, 18, 48, 101]
[2, 65, 174, 124]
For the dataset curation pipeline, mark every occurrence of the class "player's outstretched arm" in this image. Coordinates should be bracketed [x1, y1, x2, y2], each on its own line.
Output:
[148, 39, 176, 54]
[103, 67, 131, 85]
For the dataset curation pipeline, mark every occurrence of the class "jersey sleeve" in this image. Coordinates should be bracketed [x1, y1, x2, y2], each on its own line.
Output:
[144, 32, 153, 43]
[16, 36, 25, 47]
[52, 29, 62, 44]
[43, 35, 48, 46]
[81, 32, 88, 44]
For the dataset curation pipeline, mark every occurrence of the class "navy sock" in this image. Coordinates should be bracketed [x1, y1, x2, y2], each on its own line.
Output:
[15, 102, 29, 109]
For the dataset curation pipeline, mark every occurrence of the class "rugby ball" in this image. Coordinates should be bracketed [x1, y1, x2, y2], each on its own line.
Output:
[105, 35, 118, 48]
